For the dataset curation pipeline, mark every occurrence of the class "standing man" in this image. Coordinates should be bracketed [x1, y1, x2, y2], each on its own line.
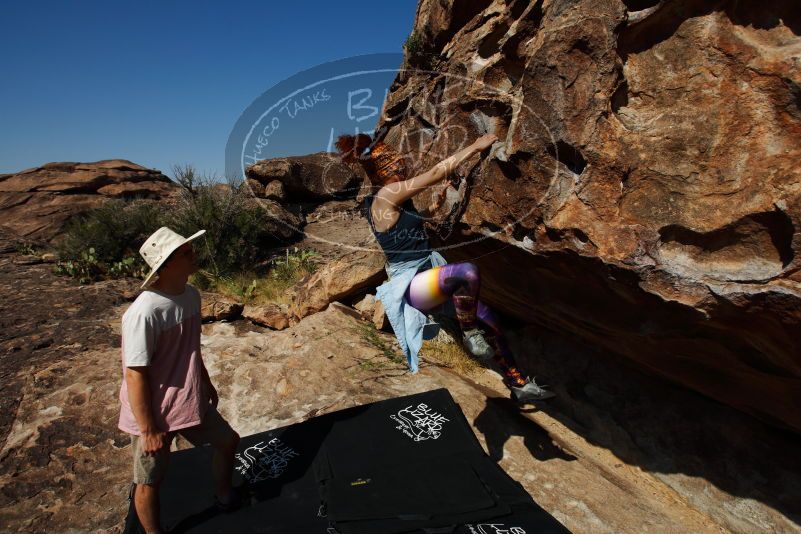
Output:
[118, 227, 240, 534]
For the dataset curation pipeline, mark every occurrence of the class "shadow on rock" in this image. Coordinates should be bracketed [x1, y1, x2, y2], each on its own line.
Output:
[507, 323, 801, 530]
[473, 396, 577, 464]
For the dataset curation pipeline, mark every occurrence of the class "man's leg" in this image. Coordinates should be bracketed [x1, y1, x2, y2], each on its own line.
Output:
[211, 429, 240, 503]
[180, 407, 241, 505]
[134, 483, 162, 534]
[131, 434, 171, 534]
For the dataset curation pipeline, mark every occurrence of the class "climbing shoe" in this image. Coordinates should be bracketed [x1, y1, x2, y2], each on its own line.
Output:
[462, 328, 495, 362]
[510, 377, 556, 403]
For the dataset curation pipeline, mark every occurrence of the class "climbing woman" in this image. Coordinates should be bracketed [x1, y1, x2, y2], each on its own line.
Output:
[335, 132, 555, 403]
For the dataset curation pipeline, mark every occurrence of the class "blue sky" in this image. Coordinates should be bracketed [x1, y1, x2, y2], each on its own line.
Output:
[0, 1, 417, 178]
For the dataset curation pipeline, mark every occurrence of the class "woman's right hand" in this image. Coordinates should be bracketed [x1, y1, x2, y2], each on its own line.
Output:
[472, 133, 498, 152]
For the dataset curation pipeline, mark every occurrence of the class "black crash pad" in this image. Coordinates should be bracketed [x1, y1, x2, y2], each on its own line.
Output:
[148, 388, 569, 533]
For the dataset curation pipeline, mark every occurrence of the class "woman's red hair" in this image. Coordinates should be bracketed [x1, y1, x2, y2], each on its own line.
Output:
[335, 133, 408, 187]
[335, 133, 373, 163]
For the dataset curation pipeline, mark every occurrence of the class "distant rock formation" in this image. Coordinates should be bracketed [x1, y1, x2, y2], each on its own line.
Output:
[0, 160, 177, 242]
[245, 152, 366, 201]
[379, 0, 801, 431]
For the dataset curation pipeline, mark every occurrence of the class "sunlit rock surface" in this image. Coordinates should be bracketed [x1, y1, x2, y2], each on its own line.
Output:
[0, 160, 177, 242]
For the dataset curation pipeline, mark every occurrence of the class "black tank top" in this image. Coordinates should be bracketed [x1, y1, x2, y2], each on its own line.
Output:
[365, 194, 431, 265]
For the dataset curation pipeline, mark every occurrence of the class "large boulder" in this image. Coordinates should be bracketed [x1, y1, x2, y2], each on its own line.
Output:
[242, 303, 290, 330]
[200, 292, 244, 322]
[252, 198, 305, 239]
[288, 249, 387, 320]
[378, 0, 801, 431]
[353, 293, 377, 320]
[245, 152, 367, 201]
[0, 160, 177, 242]
[263, 180, 286, 201]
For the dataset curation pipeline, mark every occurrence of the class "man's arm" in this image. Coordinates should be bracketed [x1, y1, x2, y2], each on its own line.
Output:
[126, 366, 167, 455]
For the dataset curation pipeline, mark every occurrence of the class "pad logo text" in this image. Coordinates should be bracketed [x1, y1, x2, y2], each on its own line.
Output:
[390, 403, 449, 442]
[465, 524, 527, 534]
[234, 438, 299, 482]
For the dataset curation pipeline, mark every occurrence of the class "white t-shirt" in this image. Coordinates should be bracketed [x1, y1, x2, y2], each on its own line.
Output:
[118, 284, 209, 434]
[120, 285, 201, 366]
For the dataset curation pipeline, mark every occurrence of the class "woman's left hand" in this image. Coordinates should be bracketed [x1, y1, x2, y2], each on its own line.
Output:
[472, 133, 498, 152]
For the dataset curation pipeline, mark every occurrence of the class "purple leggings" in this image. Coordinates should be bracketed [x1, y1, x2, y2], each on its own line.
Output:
[404, 262, 526, 386]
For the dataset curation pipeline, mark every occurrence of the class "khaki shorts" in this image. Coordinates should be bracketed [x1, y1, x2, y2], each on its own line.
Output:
[131, 406, 236, 485]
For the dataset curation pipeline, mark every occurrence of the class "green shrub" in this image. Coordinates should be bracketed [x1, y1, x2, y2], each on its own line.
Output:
[54, 164, 301, 285]
[54, 247, 103, 284]
[404, 31, 435, 70]
[269, 247, 319, 283]
[55, 199, 165, 283]
[404, 31, 424, 56]
[14, 242, 39, 256]
[109, 256, 150, 279]
[189, 247, 319, 305]
[57, 199, 165, 265]
[171, 165, 287, 279]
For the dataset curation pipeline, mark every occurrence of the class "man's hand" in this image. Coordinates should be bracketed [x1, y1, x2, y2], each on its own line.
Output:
[125, 366, 163, 453]
[141, 431, 168, 456]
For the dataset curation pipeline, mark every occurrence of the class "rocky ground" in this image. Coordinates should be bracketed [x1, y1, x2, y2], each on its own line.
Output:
[1, 219, 800, 533]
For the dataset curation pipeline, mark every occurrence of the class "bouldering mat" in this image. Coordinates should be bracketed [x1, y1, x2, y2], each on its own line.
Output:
[151, 388, 569, 533]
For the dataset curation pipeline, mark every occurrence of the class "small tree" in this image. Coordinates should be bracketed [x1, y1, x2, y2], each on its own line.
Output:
[172, 163, 199, 197]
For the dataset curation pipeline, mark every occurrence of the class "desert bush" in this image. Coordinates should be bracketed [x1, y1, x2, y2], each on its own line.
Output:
[190, 247, 319, 305]
[171, 165, 286, 278]
[54, 247, 103, 284]
[420, 339, 484, 377]
[54, 164, 301, 285]
[404, 31, 436, 70]
[14, 242, 40, 255]
[269, 247, 319, 283]
[58, 199, 165, 265]
[55, 199, 164, 282]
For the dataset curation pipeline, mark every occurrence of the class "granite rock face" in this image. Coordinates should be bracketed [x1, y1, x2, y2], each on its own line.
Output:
[200, 292, 244, 322]
[0, 160, 177, 242]
[379, 0, 801, 431]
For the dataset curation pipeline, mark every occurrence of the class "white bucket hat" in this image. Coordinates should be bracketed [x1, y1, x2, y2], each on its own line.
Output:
[138, 226, 206, 288]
